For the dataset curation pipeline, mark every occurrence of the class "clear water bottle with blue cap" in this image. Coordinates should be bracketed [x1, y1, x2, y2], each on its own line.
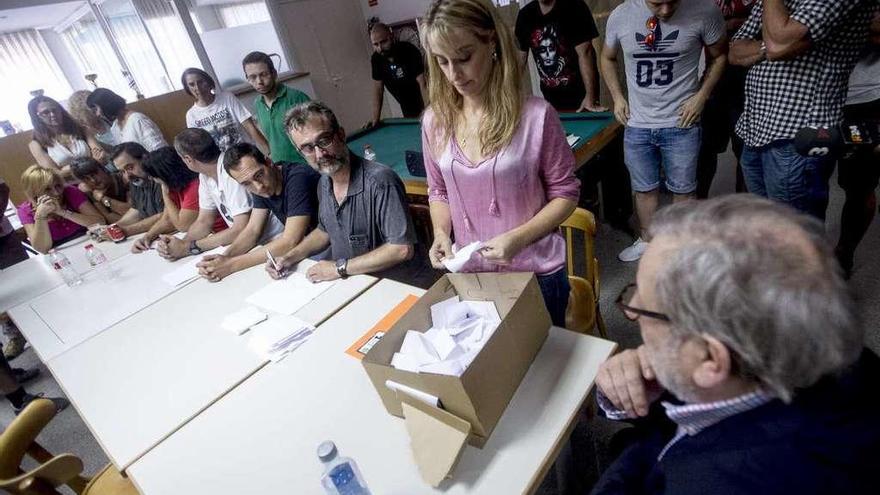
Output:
[318, 440, 371, 495]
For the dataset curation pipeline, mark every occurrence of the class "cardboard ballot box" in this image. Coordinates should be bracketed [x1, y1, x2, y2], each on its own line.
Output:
[362, 272, 551, 448]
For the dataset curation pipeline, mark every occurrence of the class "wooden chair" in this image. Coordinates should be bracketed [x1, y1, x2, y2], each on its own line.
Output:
[0, 399, 140, 495]
[561, 207, 607, 338]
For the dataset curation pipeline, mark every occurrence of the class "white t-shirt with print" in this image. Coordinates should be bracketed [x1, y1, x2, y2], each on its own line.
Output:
[111, 112, 167, 151]
[186, 91, 254, 151]
[198, 158, 283, 244]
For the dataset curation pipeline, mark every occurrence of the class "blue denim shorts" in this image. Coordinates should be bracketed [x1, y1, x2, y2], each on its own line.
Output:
[623, 126, 702, 194]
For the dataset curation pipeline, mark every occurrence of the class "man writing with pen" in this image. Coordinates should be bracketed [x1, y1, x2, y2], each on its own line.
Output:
[194, 141, 320, 282]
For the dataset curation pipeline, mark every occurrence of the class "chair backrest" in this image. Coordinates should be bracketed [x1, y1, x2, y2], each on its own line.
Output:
[0, 399, 87, 495]
[560, 207, 598, 287]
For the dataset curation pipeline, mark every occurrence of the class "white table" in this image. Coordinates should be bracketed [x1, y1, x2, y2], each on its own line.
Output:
[43, 259, 376, 470]
[9, 249, 208, 361]
[128, 279, 617, 494]
[0, 235, 136, 313]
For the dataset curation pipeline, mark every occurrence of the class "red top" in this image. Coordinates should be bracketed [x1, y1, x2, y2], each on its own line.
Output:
[168, 179, 227, 233]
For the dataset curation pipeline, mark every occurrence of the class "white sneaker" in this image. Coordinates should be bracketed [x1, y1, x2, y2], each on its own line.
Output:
[618, 238, 649, 262]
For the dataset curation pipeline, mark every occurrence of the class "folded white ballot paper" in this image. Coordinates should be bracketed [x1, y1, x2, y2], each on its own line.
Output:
[245, 272, 336, 315]
[221, 306, 268, 335]
[441, 241, 484, 273]
[391, 296, 502, 377]
[248, 315, 314, 362]
[160, 246, 226, 286]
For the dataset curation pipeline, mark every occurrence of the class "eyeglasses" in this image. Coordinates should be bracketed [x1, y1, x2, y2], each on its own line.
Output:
[297, 132, 339, 155]
[615, 283, 670, 322]
[644, 16, 660, 50]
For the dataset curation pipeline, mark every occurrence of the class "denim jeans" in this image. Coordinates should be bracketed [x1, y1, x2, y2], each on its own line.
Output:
[538, 268, 570, 328]
[741, 139, 835, 220]
[623, 126, 702, 194]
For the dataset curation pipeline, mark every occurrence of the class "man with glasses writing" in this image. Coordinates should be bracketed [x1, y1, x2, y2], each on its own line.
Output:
[266, 101, 420, 284]
[591, 195, 878, 494]
[600, 0, 727, 263]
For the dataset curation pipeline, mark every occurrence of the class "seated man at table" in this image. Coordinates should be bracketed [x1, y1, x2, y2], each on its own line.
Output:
[70, 157, 129, 225]
[198, 142, 319, 282]
[592, 195, 879, 494]
[108, 142, 165, 237]
[266, 101, 419, 284]
[154, 129, 284, 262]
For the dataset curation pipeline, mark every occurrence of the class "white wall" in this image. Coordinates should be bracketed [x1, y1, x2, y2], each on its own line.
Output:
[356, 0, 431, 25]
[273, 0, 377, 131]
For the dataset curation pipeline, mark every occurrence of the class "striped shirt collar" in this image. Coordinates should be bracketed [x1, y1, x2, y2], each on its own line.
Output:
[662, 389, 775, 436]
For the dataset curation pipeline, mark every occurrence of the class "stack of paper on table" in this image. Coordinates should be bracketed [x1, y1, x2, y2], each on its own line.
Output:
[390, 296, 501, 377]
[245, 273, 337, 315]
[160, 246, 226, 286]
[248, 315, 314, 362]
[221, 306, 268, 335]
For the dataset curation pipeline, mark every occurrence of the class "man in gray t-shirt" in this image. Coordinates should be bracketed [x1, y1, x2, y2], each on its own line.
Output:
[267, 101, 422, 285]
[601, 0, 727, 262]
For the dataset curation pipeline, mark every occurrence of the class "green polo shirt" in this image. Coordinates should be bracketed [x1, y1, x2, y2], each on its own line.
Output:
[253, 85, 311, 164]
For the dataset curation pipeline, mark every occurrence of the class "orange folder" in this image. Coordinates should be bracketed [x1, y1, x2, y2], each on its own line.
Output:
[345, 294, 420, 360]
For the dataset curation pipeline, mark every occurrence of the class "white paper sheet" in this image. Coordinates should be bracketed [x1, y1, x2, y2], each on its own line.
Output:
[442, 241, 484, 273]
[221, 306, 268, 335]
[245, 273, 336, 315]
[160, 247, 226, 287]
[391, 298, 502, 377]
[567, 134, 581, 148]
[385, 380, 441, 408]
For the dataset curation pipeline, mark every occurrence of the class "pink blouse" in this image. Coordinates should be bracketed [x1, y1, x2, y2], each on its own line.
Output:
[17, 185, 89, 243]
[422, 97, 580, 275]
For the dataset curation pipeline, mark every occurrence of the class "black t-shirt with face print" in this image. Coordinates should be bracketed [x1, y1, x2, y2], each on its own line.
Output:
[515, 0, 600, 111]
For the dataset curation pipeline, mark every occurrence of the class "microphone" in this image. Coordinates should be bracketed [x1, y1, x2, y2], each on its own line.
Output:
[795, 120, 879, 158]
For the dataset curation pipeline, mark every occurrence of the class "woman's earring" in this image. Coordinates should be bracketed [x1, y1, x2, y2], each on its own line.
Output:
[492, 51, 498, 62]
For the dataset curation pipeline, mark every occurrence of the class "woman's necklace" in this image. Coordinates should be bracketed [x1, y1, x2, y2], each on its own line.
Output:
[456, 114, 483, 157]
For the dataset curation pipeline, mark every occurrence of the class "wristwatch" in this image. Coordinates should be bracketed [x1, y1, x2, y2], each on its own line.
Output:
[335, 258, 349, 279]
[102, 197, 112, 208]
[189, 240, 203, 256]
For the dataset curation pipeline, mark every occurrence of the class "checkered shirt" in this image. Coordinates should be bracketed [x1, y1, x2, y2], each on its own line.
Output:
[597, 389, 775, 460]
[657, 389, 775, 459]
[734, 0, 878, 147]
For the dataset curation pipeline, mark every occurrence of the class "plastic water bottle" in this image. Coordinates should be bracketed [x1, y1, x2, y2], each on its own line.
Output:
[84, 244, 116, 281]
[49, 249, 82, 287]
[363, 145, 377, 162]
[318, 441, 371, 495]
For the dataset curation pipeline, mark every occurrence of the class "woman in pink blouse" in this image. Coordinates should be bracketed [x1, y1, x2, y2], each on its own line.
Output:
[17, 165, 103, 253]
[421, 0, 580, 326]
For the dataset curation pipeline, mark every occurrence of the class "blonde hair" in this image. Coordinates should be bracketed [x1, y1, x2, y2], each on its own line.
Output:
[21, 164, 63, 201]
[422, 0, 522, 156]
[67, 90, 107, 135]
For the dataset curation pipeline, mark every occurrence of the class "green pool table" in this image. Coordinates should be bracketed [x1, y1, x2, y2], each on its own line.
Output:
[346, 112, 622, 196]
